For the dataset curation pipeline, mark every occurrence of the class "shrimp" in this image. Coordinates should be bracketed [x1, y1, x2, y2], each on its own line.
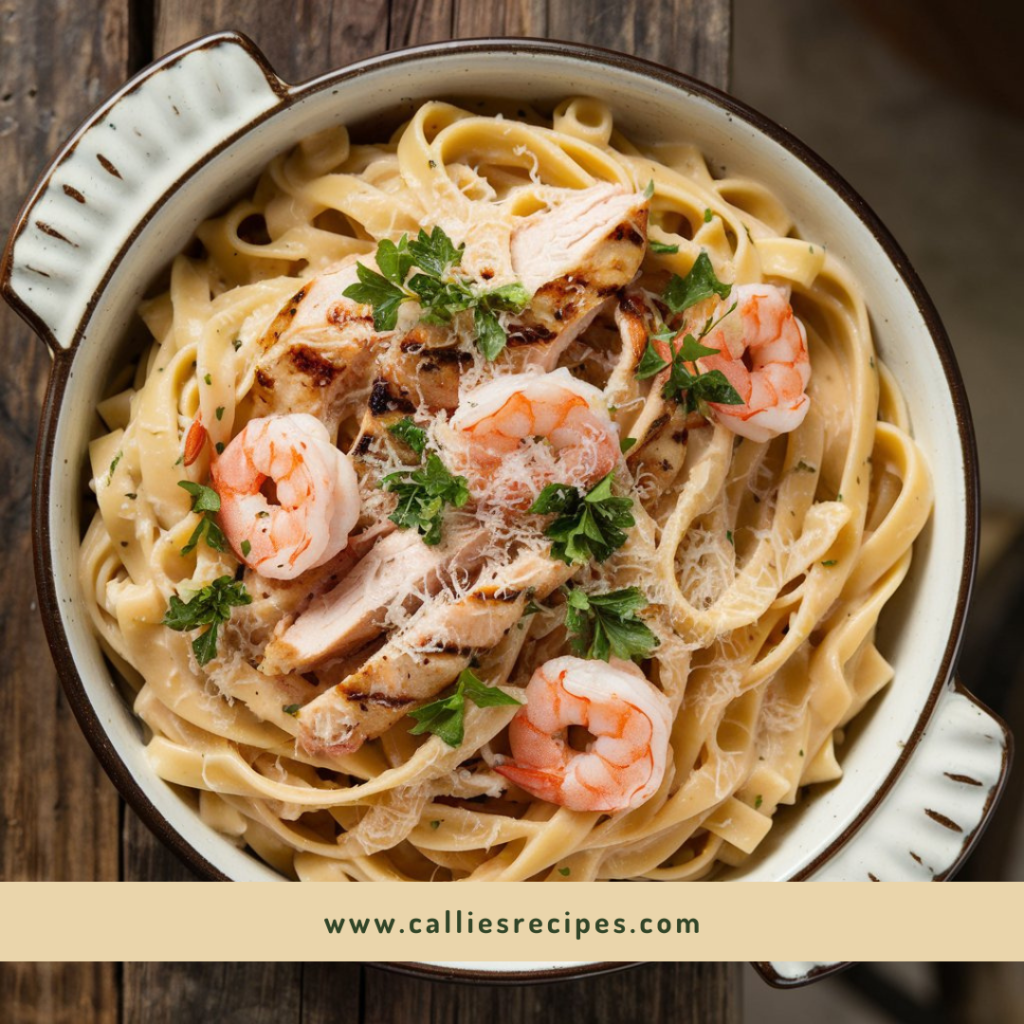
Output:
[211, 413, 361, 581]
[450, 367, 619, 497]
[494, 655, 673, 813]
[695, 283, 811, 443]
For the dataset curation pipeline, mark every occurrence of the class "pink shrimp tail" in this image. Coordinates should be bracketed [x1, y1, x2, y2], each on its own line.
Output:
[494, 761, 566, 803]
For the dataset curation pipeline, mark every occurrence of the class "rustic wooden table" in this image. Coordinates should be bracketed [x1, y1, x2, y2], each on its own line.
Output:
[0, 0, 738, 1019]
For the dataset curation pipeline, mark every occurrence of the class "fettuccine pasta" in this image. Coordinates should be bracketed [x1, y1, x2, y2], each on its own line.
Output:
[80, 98, 932, 881]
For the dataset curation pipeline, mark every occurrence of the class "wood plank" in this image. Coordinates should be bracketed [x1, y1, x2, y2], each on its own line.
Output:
[122, 964, 304, 1024]
[452, 0, 548, 36]
[0, 964, 117, 1024]
[296, 963, 366, 1024]
[151, 0, 389, 81]
[0, 0, 126, 891]
[362, 962, 742, 1023]
[544, 0, 731, 88]
[0, 0, 129, 1016]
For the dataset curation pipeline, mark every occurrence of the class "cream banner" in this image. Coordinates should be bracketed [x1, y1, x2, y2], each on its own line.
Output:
[1, 883, 1022, 961]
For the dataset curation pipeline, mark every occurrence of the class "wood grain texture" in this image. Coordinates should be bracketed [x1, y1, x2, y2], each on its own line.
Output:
[152, 0, 390, 81]
[123, 963, 303, 1024]
[1, 963, 117, 1024]
[0, 0, 125, 889]
[0, 0, 128, 1014]
[362, 963, 742, 1023]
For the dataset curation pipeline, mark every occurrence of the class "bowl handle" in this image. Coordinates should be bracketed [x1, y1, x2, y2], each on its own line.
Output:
[0, 31, 285, 353]
[804, 678, 1011, 883]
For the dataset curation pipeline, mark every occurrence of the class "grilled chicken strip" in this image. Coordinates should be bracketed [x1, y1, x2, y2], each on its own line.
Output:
[260, 526, 490, 676]
[295, 549, 576, 756]
[251, 257, 391, 436]
[233, 522, 395, 648]
[507, 183, 649, 370]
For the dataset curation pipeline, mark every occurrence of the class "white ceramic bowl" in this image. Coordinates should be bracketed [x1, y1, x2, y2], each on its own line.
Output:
[2, 34, 1009, 925]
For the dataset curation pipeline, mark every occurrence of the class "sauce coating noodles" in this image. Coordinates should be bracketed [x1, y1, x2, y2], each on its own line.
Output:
[80, 98, 932, 881]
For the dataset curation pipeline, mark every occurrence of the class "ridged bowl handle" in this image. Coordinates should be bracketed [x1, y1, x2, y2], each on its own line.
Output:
[0, 32, 285, 352]
[804, 679, 1011, 884]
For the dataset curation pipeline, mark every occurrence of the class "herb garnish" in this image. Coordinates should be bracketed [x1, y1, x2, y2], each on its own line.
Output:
[529, 472, 635, 566]
[662, 251, 732, 314]
[635, 307, 743, 414]
[380, 452, 470, 545]
[563, 585, 660, 662]
[162, 575, 252, 666]
[343, 227, 530, 360]
[649, 239, 679, 255]
[558, 866, 571, 877]
[107, 451, 123, 484]
[283, 704, 301, 717]
[387, 417, 428, 455]
[703, 208, 713, 223]
[408, 668, 521, 747]
[177, 480, 227, 555]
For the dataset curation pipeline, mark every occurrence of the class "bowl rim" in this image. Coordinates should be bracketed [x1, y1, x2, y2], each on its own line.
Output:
[19, 34, 980, 893]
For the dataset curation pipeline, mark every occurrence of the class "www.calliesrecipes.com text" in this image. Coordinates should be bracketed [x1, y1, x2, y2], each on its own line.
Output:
[324, 910, 699, 941]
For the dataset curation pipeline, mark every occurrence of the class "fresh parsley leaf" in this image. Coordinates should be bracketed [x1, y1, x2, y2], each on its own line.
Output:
[215, 406, 225, 421]
[821, 559, 837, 567]
[703, 208, 713, 223]
[178, 480, 227, 555]
[192, 625, 221, 666]
[343, 262, 406, 331]
[635, 340, 670, 380]
[376, 235, 416, 284]
[408, 668, 521, 747]
[754, 794, 763, 809]
[282, 703, 301, 717]
[642, 179, 655, 199]
[619, 436, 637, 454]
[677, 333, 721, 362]
[178, 480, 220, 513]
[474, 307, 507, 361]
[240, 540, 251, 557]
[637, 303, 744, 414]
[232, 337, 243, 351]
[108, 451, 123, 483]
[410, 273, 477, 324]
[529, 472, 635, 566]
[563, 585, 660, 662]
[649, 240, 679, 254]
[387, 417, 428, 455]
[343, 227, 529, 360]
[381, 453, 470, 545]
[408, 225, 465, 278]
[471, 284, 531, 360]
[162, 575, 252, 666]
[429, 819, 441, 829]
[481, 282, 531, 312]
[558, 866, 571, 877]
[663, 251, 732, 314]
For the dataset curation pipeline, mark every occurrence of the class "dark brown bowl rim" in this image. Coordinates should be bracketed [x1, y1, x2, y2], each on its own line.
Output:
[8, 30, 994, 980]
[374, 961, 642, 985]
